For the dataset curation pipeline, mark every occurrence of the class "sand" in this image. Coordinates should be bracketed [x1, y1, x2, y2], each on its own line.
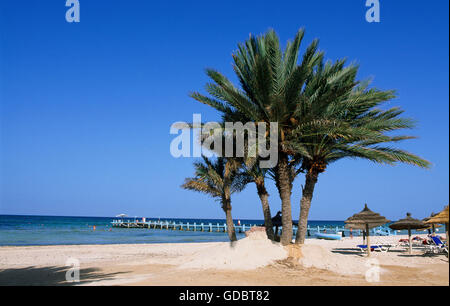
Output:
[179, 230, 287, 270]
[300, 235, 447, 276]
[0, 232, 448, 286]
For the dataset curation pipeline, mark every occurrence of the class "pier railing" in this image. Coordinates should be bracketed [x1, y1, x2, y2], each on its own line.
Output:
[112, 219, 256, 233]
[111, 219, 394, 237]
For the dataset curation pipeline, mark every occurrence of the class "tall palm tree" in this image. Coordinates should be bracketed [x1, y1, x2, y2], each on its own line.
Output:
[181, 156, 244, 242]
[239, 162, 275, 240]
[198, 125, 276, 241]
[190, 29, 323, 245]
[287, 60, 431, 244]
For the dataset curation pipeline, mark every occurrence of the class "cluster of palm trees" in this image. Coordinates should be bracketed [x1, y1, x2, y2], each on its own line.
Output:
[181, 29, 430, 245]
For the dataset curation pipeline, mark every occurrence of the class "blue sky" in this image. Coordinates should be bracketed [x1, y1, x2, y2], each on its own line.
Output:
[0, 0, 448, 221]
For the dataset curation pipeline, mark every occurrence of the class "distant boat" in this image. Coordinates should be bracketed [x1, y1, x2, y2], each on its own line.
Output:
[315, 233, 341, 240]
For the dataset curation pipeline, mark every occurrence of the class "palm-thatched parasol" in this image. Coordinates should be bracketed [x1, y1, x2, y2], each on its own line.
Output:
[345, 204, 390, 256]
[270, 211, 282, 240]
[269, 211, 298, 240]
[425, 206, 449, 225]
[425, 205, 449, 243]
[389, 213, 428, 254]
[422, 212, 441, 233]
[271, 211, 282, 227]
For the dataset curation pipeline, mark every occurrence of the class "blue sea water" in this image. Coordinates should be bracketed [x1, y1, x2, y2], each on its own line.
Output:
[0, 215, 347, 246]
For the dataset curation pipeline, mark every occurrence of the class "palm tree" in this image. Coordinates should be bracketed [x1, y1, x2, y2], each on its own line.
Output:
[181, 156, 244, 242]
[198, 125, 277, 241]
[239, 162, 275, 240]
[288, 60, 431, 244]
[190, 29, 323, 245]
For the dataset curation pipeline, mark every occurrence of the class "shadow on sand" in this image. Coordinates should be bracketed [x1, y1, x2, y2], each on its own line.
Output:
[0, 265, 128, 286]
[331, 247, 448, 260]
[330, 248, 364, 256]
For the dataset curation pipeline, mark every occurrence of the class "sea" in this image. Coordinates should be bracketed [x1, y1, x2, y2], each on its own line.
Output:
[0, 215, 347, 246]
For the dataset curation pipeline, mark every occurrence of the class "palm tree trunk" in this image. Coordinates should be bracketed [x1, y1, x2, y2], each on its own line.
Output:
[276, 153, 293, 245]
[295, 170, 319, 244]
[255, 180, 275, 240]
[222, 198, 237, 242]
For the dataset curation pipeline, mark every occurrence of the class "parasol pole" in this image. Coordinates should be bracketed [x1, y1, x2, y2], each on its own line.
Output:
[446, 223, 448, 240]
[408, 226, 412, 254]
[366, 223, 371, 257]
[446, 223, 449, 259]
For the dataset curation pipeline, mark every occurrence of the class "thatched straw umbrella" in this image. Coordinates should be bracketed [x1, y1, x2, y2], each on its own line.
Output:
[345, 204, 390, 256]
[422, 213, 441, 234]
[389, 213, 428, 254]
[425, 205, 449, 240]
[269, 211, 298, 240]
[271, 211, 282, 239]
[271, 211, 282, 226]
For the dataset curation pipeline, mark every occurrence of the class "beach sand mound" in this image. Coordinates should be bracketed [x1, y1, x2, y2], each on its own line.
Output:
[299, 244, 368, 275]
[179, 229, 288, 271]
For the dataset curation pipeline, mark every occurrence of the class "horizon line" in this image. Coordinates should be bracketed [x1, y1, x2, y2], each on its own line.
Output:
[0, 213, 346, 222]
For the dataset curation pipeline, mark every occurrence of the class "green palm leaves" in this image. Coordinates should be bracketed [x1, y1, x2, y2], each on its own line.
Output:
[181, 156, 243, 241]
[184, 28, 430, 245]
[289, 61, 431, 172]
[190, 29, 322, 140]
[182, 156, 245, 202]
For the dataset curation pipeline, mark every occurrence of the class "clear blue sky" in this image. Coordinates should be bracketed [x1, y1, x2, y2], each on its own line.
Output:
[0, 0, 448, 221]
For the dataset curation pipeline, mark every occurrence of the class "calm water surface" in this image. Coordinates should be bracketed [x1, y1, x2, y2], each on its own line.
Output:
[0, 215, 349, 246]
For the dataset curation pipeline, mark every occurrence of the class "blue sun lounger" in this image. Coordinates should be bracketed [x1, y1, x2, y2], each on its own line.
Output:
[357, 244, 387, 253]
[427, 236, 448, 254]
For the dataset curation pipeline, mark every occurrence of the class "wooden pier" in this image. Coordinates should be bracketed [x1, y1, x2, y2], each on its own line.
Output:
[111, 219, 392, 236]
[111, 219, 257, 233]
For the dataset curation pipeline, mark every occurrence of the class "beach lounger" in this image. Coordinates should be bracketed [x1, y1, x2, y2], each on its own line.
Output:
[398, 238, 410, 247]
[357, 244, 387, 253]
[411, 236, 427, 246]
[426, 236, 448, 254]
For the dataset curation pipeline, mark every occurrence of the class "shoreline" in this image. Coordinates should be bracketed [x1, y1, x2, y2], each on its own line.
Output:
[0, 241, 222, 248]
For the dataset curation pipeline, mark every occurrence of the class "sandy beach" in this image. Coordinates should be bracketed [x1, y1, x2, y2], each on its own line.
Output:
[0, 233, 447, 286]
[1, 0, 448, 292]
